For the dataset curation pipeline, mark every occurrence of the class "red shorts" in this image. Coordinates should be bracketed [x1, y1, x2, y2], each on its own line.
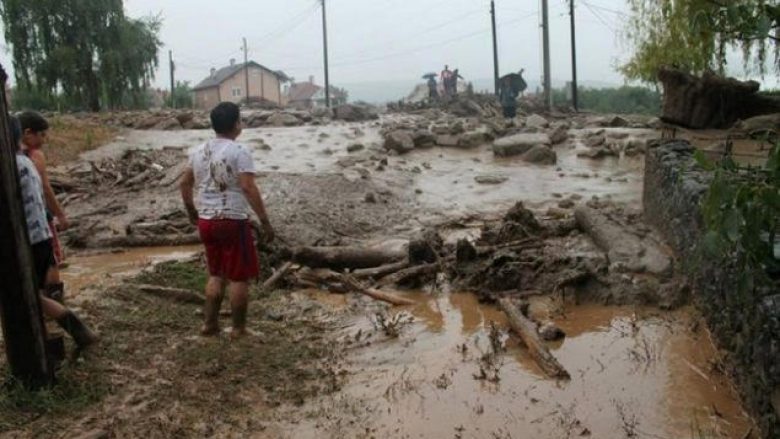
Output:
[197, 219, 259, 282]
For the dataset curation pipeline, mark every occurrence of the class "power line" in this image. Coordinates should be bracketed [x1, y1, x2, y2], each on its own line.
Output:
[580, 0, 617, 32]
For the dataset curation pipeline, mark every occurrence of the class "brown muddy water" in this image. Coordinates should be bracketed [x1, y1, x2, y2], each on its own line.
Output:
[281, 290, 754, 439]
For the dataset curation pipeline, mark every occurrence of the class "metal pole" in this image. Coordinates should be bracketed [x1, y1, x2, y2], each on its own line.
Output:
[541, 0, 552, 110]
[0, 63, 53, 389]
[321, 0, 331, 108]
[491, 1, 500, 96]
[569, 0, 578, 111]
[243, 37, 250, 103]
[169, 50, 175, 109]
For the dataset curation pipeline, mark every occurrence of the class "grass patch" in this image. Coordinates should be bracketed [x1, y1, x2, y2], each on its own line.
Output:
[132, 259, 208, 292]
[45, 116, 118, 166]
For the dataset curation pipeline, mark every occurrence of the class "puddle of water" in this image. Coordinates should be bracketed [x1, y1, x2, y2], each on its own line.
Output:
[291, 291, 752, 439]
[60, 246, 200, 299]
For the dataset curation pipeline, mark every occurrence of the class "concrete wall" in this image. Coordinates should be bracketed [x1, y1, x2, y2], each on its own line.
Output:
[644, 140, 780, 437]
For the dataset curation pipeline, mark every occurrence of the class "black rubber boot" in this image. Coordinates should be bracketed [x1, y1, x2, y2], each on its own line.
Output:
[200, 295, 222, 336]
[56, 311, 98, 352]
[45, 282, 65, 304]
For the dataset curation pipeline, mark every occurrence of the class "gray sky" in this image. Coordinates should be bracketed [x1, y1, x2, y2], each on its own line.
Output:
[123, 0, 631, 89]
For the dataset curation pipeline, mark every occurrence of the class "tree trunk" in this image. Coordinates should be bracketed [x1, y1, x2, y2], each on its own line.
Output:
[498, 297, 569, 379]
[293, 246, 406, 270]
[658, 67, 780, 129]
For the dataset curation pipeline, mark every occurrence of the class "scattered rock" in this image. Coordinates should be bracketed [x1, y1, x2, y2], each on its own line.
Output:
[364, 192, 377, 203]
[333, 104, 378, 122]
[266, 112, 302, 127]
[558, 199, 575, 209]
[549, 125, 569, 145]
[436, 134, 461, 147]
[493, 133, 551, 157]
[474, 175, 508, 185]
[577, 148, 616, 160]
[521, 145, 557, 165]
[538, 321, 565, 341]
[585, 135, 606, 148]
[347, 143, 365, 153]
[525, 114, 550, 129]
[608, 116, 629, 127]
[384, 130, 415, 154]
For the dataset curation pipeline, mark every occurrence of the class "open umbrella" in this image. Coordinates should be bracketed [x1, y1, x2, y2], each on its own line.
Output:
[422, 73, 437, 80]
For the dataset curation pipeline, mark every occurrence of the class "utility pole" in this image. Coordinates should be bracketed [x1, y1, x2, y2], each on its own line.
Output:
[569, 0, 578, 111]
[243, 37, 250, 103]
[0, 63, 52, 389]
[541, 0, 552, 110]
[169, 50, 175, 109]
[321, 0, 331, 108]
[491, 0, 500, 96]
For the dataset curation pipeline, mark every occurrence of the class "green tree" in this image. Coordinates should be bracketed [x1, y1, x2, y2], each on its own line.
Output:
[552, 86, 661, 115]
[622, 0, 780, 82]
[0, 0, 161, 111]
[166, 81, 194, 109]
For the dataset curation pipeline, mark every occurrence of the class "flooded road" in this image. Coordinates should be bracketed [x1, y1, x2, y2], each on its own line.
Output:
[283, 291, 752, 439]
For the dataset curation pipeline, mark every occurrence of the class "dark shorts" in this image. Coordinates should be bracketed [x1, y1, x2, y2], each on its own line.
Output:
[31, 239, 55, 290]
[198, 219, 259, 282]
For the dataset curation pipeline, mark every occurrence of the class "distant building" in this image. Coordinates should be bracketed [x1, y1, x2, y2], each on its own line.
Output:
[192, 59, 289, 109]
[285, 76, 348, 109]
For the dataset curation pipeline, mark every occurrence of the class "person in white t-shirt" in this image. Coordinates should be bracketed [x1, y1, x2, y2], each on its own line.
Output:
[180, 102, 275, 339]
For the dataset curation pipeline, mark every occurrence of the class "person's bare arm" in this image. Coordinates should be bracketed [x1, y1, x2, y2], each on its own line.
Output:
[180, 167, 198, 225]
[29, 150, 68, 229]
[239, 173, 275, 242]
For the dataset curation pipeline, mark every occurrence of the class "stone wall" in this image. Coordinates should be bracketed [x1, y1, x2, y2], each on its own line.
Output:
[644, 140, 780, 437]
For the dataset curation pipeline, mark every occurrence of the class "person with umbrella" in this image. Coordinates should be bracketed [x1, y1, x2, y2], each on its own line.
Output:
[423, 73, 439, 101]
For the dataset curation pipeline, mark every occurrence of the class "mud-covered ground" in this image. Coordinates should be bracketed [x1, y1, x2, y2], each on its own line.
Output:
[0, 104, 767, 438]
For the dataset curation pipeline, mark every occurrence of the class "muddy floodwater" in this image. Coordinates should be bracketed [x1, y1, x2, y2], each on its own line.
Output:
[285, 291, 753, 439]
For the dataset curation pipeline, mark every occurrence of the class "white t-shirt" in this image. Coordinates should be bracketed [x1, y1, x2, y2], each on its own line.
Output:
[189, 138, 256, 220]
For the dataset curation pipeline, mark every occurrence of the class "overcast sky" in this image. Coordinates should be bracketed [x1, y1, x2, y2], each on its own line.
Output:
[121, 0, 632, 89]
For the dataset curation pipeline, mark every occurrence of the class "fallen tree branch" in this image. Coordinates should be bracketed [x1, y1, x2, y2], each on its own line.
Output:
[341, 275, 416, 306]
[376, 263, 440, 288]
[135, 284, 205, 305]
[352, 260, 410, 279]
[261, 261, 294, 291]
[498, 297, 570, 379]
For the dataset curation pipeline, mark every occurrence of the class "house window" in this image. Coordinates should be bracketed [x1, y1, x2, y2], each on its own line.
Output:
[232, 87, 243, 97]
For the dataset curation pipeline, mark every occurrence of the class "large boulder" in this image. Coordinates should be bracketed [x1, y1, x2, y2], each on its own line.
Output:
[135, 115, 167, 130]
[412, 129, 436, 147]
[457, 130, 491, 148]
[333, 104, 378, 122]
[266, 112, 303, 127]
[525, 114, 550, 129]
[436, 135, 461, 147]
[549, 125, 569, 145]
[384, 130, 415, 154]
[520, 145, 557, 165]
[182, 117, 211, 130]
[175, 112, 195, 125]
[492, 133, 550, 157]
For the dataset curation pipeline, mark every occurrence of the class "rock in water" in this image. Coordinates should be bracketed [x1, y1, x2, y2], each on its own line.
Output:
[493, 133, 551, 157]
[525, 114, 550, 129]
[521, 145, 557, 165]
[549, 125, 569, 145]
[474, 175, 508, 185]
[266, 112, 302, 127]
[384, 130, 415, 154]
[538, 321, 565, 341]
[333, 104, 379, 122]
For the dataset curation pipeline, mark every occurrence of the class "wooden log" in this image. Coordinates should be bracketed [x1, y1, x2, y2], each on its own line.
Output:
[293, 245, 406, 270]
[376, 263, 440, 287]
[135, 284, 205, 304]
[352, 260, 410, 279]
[341, 275, 416, 306]
[498, 297, 570, 379]
[262, 261, 293, 291]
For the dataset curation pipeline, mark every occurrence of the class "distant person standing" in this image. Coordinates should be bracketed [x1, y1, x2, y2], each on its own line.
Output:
[427, 76, 439, 100]
[449, 69, 464, 96]
[180, 102, 275, 339]
[440, 65, 452, 97]
[499, 76, 518, 118]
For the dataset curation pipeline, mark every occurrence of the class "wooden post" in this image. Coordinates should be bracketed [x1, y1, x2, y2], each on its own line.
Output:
[0, 64, 53, 388]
